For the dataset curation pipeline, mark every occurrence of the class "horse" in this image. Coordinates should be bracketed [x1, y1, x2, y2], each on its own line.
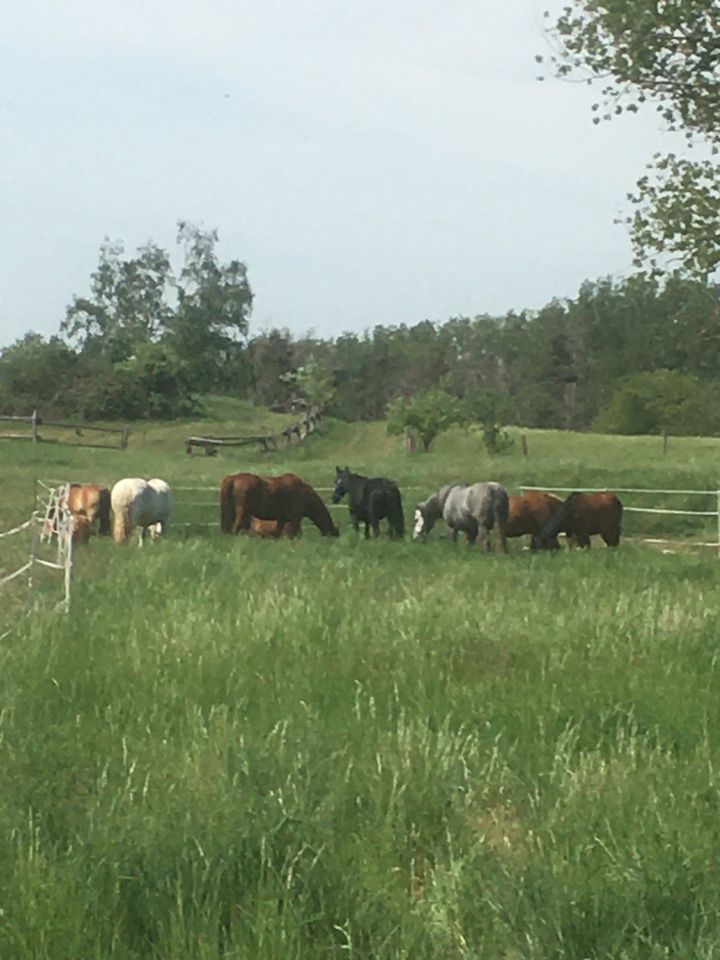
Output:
[110, 478, 174, 546]
[250, 517, 302, 538]
[44, 483, 111, 544]
[332, 466, 405, 539]
[66, 483, 111, 542]
[220, 473, 339, 537]
[506, 490, 564, 550]
[536, 490, 623, 549]
[413, 481, 509, 553]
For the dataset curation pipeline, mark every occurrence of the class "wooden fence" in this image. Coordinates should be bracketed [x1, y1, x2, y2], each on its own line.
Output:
[0, 411, 129, 449]
[185, 408, 324, 456]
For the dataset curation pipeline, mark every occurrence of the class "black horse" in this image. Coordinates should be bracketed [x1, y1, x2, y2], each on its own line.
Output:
[332, 466, 405, 539]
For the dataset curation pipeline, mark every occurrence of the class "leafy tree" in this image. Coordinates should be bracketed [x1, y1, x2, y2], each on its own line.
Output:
[0, 334, 82, 416]
[386, 389, 464, 451]
[170, 222, 253, 388]
[542, 1, 720, 275]
[593, 369, 720, 436]
[63, 240, 173, 360]
[293, 355, 336, 409]
[463, 388, 516, 454]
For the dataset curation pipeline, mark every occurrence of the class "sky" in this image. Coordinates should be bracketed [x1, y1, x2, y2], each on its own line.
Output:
[0, 0, 684, 348]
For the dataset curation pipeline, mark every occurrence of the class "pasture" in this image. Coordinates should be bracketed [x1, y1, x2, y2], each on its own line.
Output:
[2, 405, 720, 958]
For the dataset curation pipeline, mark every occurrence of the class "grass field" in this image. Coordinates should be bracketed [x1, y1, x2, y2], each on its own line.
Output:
[2, 403, 720, 958]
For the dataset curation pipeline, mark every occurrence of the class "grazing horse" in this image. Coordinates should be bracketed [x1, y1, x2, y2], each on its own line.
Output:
[111, 478, 173, 546]
[536, 491, 623, 549]
[413, 481, 509, 553]
[507, 491, 564, 550]
[250, 517, 302, 539]
[66, 483, 111, 542]
[220, 473, 339, 537]
[332, 466, 405, 539]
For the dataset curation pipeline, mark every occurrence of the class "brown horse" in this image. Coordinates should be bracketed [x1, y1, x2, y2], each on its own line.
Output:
[250, 517, 302, 538]
[220, 473, 339, 537]
[55, 483, 111, 544]
[537, 491, 623, 549]
[506, 491, 564, 550]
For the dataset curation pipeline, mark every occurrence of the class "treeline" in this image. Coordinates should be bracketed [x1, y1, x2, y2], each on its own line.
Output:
[2, 224, 720, 436]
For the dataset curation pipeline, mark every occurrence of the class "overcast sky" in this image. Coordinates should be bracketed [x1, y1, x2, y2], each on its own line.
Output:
[1, 0, 683, 348]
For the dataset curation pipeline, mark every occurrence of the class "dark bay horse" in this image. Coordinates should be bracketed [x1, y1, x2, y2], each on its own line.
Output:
[413, 481, 509, 553]
[220, 473, 339, 537]
[537, 491, 623, 549]
[332, 466, 405, 539]
[507, 491, 564, 550]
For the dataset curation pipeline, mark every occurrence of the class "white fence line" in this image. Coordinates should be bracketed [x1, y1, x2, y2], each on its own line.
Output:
[521, 484, 720, 557]
[167, 482, 720, 556]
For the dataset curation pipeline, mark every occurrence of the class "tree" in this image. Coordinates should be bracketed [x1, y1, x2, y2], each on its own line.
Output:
[63, 240, 173, 360]
[542, 1, 720, 275]
[593, 369, 720, 436]
[386, 389, 464, 451]
[170, 222, 253, 389]
[293, 355, 336, 409]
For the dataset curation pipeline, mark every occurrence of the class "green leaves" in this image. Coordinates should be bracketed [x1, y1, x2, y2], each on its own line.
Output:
[544, 0, 720, 276]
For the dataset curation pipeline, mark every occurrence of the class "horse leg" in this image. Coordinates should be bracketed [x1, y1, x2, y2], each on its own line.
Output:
[496, 522, 508, 555]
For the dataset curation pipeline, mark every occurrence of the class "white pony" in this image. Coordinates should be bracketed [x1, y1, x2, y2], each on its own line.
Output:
[110, 478, 173, 546]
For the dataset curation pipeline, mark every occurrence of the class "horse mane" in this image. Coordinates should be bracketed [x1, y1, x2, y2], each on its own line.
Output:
[538, 491, 579, 544]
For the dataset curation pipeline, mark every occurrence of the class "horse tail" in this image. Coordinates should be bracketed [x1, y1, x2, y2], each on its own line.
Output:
[538, 492, 578, 546]
[98, 487, 112, 536]
[220, 476, 236, 533]
[387, 486, 405, 538]
[112, 502, 132, 544]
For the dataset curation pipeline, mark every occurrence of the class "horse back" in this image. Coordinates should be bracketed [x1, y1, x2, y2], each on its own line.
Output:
[507, 491, 562, 537]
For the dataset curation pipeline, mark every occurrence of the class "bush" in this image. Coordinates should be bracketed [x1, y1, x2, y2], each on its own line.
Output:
[594, 370, 720, 437]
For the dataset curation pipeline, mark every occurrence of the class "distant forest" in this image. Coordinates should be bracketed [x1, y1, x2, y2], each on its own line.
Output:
[2, 223, 720, 437]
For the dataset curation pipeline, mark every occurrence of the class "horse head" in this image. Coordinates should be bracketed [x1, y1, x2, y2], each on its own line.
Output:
[332, 466, 351, 504]
[412, 499, 435, 541]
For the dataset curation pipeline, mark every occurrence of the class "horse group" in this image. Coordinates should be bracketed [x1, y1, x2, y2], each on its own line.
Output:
[57, 478, 173, 547]
[62, 464, 622, 554]
[218, 466, 623, 552]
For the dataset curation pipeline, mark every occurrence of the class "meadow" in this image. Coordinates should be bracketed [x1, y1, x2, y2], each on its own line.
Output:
[2, 403, 720, 958]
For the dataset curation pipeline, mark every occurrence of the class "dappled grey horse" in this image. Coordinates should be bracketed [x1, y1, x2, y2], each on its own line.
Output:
[413, 481, 509, 553]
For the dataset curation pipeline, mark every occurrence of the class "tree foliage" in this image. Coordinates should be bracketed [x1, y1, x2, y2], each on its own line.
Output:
[386, 389, 464, 451]
[542, 0, 720, 275]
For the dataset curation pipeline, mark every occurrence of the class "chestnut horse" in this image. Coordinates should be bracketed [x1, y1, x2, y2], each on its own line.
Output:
[506, 491, 563, 550]
[537, 491, 623, 549]
[220, 473, 339, 537]
[250, 517, 302, 538]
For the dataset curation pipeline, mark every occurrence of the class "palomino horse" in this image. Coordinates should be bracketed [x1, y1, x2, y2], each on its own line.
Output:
[537, 491, 623, 549]
[46, 483, 111, 544]
[332, 466, 404, 539]
[250, 517, 302, 538]
[413, 481, 509, 553]
[220, 472, 339, 537]
[110, 478, 173, 546]
[507, 490, 564, 550]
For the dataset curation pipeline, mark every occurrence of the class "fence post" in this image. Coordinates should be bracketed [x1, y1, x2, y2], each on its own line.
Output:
[717, 490, 720, 560]
[521, 434, 528, 458]
[120, 425, 129, 449]
[31, 410, 38, 444]
[662, 432, 668, 456]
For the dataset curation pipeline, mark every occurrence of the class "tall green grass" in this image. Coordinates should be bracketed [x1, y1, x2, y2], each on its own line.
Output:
[2, 407, 720, 957]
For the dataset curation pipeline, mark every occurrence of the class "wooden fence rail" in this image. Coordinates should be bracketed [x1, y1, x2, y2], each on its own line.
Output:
[0, 411, 129, 449]
[185, 408, 324, 456]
